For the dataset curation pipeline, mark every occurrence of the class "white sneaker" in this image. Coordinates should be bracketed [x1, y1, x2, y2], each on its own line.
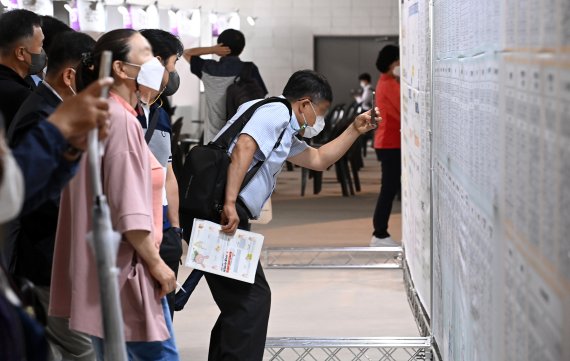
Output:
[370, 236, 399, 247]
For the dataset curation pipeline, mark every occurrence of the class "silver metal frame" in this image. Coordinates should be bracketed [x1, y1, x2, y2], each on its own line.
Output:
[262, 247, 404, 269]
[403, 257, 431, 338]
[264, 337, 432, 361]
[429, 0, 435, 335]
[428, 2, 443, 361]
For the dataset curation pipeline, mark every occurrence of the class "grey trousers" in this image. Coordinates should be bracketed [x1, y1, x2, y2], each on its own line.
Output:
[35, 286, 96, 361]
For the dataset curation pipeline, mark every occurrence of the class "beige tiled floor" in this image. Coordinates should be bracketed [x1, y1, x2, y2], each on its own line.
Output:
[172, 151, 418, 359]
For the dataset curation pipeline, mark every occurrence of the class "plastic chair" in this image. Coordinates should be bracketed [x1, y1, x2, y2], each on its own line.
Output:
[300, 103, 360, 197]
[300, 104, 345, 196]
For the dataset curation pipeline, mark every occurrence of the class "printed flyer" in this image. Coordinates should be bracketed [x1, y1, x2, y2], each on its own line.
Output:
[184, 219, 264, 283]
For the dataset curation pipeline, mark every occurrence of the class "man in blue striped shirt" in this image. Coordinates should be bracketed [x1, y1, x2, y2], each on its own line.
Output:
[204, 70, 379, 361]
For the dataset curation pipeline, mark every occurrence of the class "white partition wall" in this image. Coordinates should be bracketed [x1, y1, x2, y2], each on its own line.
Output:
[401, 0, 570, 360]
[400, 0, 432, 320]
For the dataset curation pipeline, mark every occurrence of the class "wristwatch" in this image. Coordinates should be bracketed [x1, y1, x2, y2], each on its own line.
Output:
[171, 227, 183, 236]
[63, 144, 83, 161]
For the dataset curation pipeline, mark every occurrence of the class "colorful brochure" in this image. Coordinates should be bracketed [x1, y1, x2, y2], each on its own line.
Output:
[184, 218, 264, 283]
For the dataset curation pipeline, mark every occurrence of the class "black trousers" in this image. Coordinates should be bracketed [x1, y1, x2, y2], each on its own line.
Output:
[204, 201, 271, 361]
[372, 149, 401, 238]
[159, 227, 183, 320]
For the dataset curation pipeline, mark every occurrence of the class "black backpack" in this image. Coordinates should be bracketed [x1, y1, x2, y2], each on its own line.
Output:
[225, 62, 266, 120]
[179, 97, 292, 239]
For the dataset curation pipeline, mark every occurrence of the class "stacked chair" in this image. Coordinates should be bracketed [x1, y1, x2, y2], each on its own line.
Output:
[301, 101, 367, 197]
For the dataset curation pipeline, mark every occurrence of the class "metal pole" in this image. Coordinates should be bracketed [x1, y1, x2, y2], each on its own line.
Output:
[86, 51, 128, 361]
[428, 0, 437, 353]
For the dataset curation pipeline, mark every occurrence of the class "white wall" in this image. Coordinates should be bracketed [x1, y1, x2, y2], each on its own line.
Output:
[231, 0, 399, 96]
[54, 0, 399, 135]
[173, 0, 399, 135]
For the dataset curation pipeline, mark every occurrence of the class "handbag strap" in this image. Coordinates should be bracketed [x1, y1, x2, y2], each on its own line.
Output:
[144, 106, 161, 144]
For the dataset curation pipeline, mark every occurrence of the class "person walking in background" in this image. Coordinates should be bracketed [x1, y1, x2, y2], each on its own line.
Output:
[371, 45, 401, 247]
[354, 72, 374, 111]
[183, 29, 268, 144]
[354, 72, 375, 155]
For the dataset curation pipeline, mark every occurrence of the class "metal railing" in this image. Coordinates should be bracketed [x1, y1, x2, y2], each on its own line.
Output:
[264, 337, 432, 361]
[261, 247, 432, 360]
[262, 247, 403, 269]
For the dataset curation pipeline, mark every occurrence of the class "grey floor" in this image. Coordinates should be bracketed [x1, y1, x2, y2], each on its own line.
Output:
[172, 152, 419, 359]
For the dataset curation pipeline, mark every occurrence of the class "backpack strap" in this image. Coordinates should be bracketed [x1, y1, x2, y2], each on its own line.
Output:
[213, 97, 292, 150]
[211, 97, 292, 193]
[240, 126, 287, 189]
[236, 62, 254, 82]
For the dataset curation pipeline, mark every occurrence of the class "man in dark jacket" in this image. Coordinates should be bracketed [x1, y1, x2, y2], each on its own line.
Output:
[0, 9, 45, 128]
[7, 31, 97, 361]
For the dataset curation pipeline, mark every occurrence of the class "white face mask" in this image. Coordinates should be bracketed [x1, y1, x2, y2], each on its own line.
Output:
[125, 57, 165, 91]
[302, 102, 325, 139]
[360, 81, 367, 88]
[0, 150, 24, 223]
[393, 65, 401, 77]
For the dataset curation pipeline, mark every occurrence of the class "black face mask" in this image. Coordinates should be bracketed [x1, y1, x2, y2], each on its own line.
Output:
[25, 48, 47, 75]
[162, 71, 180, 96]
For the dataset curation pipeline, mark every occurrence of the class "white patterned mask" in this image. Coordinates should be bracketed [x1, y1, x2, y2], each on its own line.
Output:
[302, 102, 325, 139]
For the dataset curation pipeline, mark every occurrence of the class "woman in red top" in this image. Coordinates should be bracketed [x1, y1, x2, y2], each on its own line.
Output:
[371, 45, 401, 246]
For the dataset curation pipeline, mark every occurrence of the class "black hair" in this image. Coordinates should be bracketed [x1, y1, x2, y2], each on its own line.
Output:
[282, 70, 333, 104]
[217, 29, 245, 56]
[376, 45, 399, 73]
[40, 15, 73, 54]
[139, 29, 183, 63]
[46, 32, 95, 77]
[359, 73, 371, 82]
[0, 113, 4, 182]
[0, 9, 42, 55]
[76, 28, 137, 91]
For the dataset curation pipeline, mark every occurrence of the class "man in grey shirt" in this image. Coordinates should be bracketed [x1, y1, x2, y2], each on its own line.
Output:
[183, 29, 267, 144]
[204, 70, 379, 361]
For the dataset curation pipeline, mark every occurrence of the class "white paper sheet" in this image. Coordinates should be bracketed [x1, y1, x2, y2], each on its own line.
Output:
[184, 219, 264, 284]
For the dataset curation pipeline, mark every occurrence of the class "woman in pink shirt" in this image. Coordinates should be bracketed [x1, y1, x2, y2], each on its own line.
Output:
[49, 29, 179, 360]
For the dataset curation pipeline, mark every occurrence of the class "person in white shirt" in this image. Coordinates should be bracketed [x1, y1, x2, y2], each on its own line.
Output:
[354, 72, 373, 111]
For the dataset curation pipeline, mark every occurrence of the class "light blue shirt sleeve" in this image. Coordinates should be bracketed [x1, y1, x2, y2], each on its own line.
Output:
[288, 136, 309, 158]
[239, 102, 290, 158]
